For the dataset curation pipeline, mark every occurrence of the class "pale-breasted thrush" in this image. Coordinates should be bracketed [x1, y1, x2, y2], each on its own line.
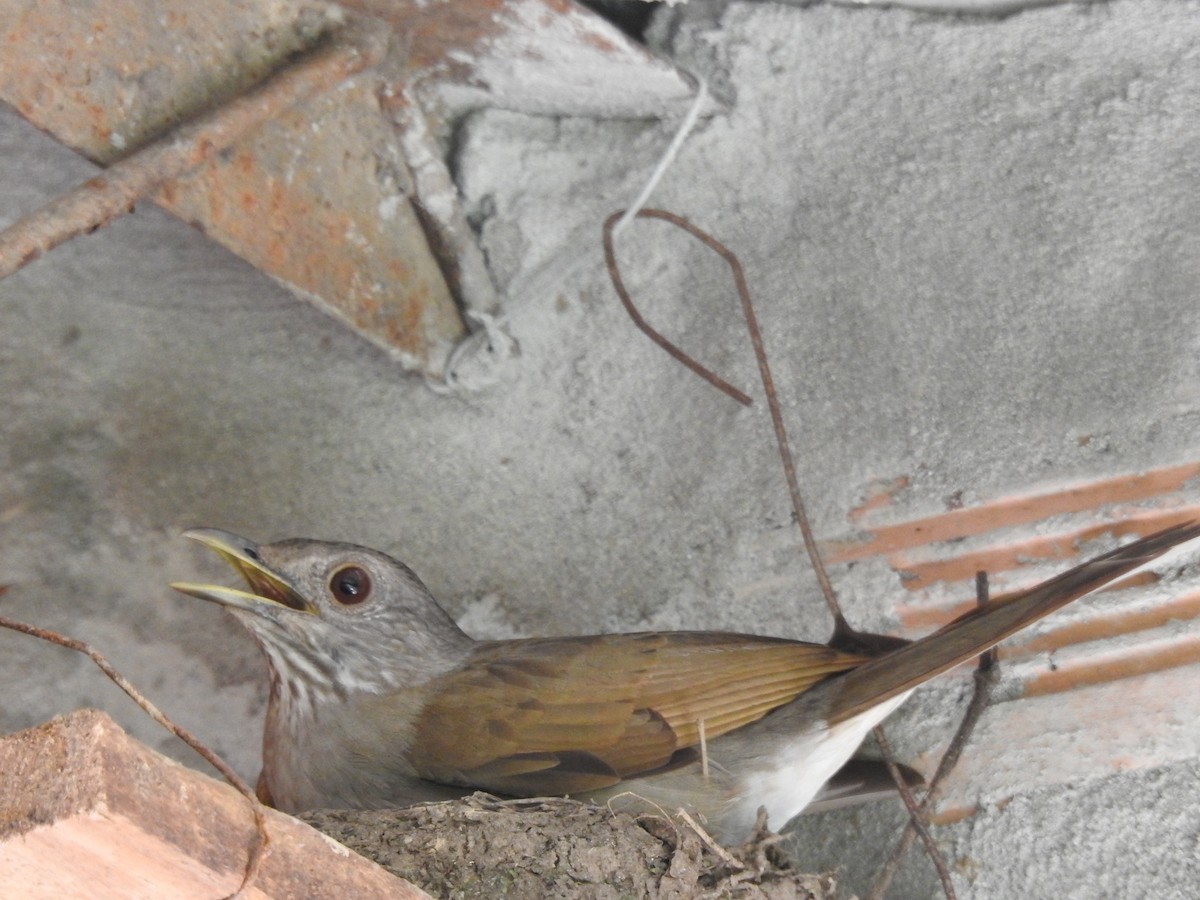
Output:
[170, 522, 1200, 843]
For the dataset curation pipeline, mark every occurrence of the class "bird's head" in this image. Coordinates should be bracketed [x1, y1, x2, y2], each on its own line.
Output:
[171, 528, 472, 705]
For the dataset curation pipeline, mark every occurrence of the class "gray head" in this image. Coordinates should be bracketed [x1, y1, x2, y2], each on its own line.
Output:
[171, 528, 473, 709]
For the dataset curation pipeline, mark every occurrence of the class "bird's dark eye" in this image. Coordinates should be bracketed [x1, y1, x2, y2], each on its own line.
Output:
[329, 565, 372, 605]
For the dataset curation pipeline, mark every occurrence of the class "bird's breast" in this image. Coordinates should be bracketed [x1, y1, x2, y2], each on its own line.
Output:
[262, 684, 430, 812]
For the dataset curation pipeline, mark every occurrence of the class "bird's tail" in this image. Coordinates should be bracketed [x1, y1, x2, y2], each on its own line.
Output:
[826, 521, 1200, 725]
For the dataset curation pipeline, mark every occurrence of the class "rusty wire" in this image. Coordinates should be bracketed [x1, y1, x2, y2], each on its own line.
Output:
[0, 22, 385, 280]
[602, 207, 973, 898]
[866, 574, 1000, 900]
[0, 603, 270, 899]
[602, 208, 847, 631]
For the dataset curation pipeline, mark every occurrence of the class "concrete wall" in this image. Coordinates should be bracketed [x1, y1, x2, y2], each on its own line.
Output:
[2, 1, 1199, 896]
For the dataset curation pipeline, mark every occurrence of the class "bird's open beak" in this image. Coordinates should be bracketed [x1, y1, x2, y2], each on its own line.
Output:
[170, 528, 315, 615]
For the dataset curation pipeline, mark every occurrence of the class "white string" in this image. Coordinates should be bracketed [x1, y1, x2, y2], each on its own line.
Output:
[425, 309, 516, 395]
[428, 69, 707, 394]
[612, 70, 709, 237]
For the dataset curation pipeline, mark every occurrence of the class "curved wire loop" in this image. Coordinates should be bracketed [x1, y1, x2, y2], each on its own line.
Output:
[603, 206, 962, 898]
[603, 208, 753, 406]
[602, 207, 846, 629]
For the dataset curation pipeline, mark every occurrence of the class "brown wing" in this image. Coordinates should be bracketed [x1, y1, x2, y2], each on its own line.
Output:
[408, 631, 870, 795]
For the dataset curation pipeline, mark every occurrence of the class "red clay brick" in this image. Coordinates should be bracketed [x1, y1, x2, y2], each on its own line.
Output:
[0, 709, 428, 899]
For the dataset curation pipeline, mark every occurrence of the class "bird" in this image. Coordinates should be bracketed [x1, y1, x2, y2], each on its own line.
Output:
[170, 522, 1200, 843]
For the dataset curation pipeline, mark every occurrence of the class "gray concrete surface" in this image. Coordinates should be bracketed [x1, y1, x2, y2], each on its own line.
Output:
[3, 1, 1200, 897]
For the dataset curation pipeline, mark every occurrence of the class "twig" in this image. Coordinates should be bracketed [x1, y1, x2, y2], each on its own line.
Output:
[872, 727, 956, 900]
[865, 572, 1000, 900]
[0, 613, 270, 900]
[676, 807, 745, 871]
[0, 22, 387, 279]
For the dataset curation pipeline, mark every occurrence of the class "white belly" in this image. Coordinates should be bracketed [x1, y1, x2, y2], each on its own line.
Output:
[725, 689, 915, 836]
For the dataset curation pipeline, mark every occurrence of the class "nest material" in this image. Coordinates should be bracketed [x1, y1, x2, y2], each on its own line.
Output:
[301, 793, 838, 899]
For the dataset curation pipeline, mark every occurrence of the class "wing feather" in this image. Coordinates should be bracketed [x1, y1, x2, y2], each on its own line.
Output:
[409, 631, 869, 795]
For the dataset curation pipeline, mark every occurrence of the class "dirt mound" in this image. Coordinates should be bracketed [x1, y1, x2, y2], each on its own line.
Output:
[302, 793, 838, 899]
